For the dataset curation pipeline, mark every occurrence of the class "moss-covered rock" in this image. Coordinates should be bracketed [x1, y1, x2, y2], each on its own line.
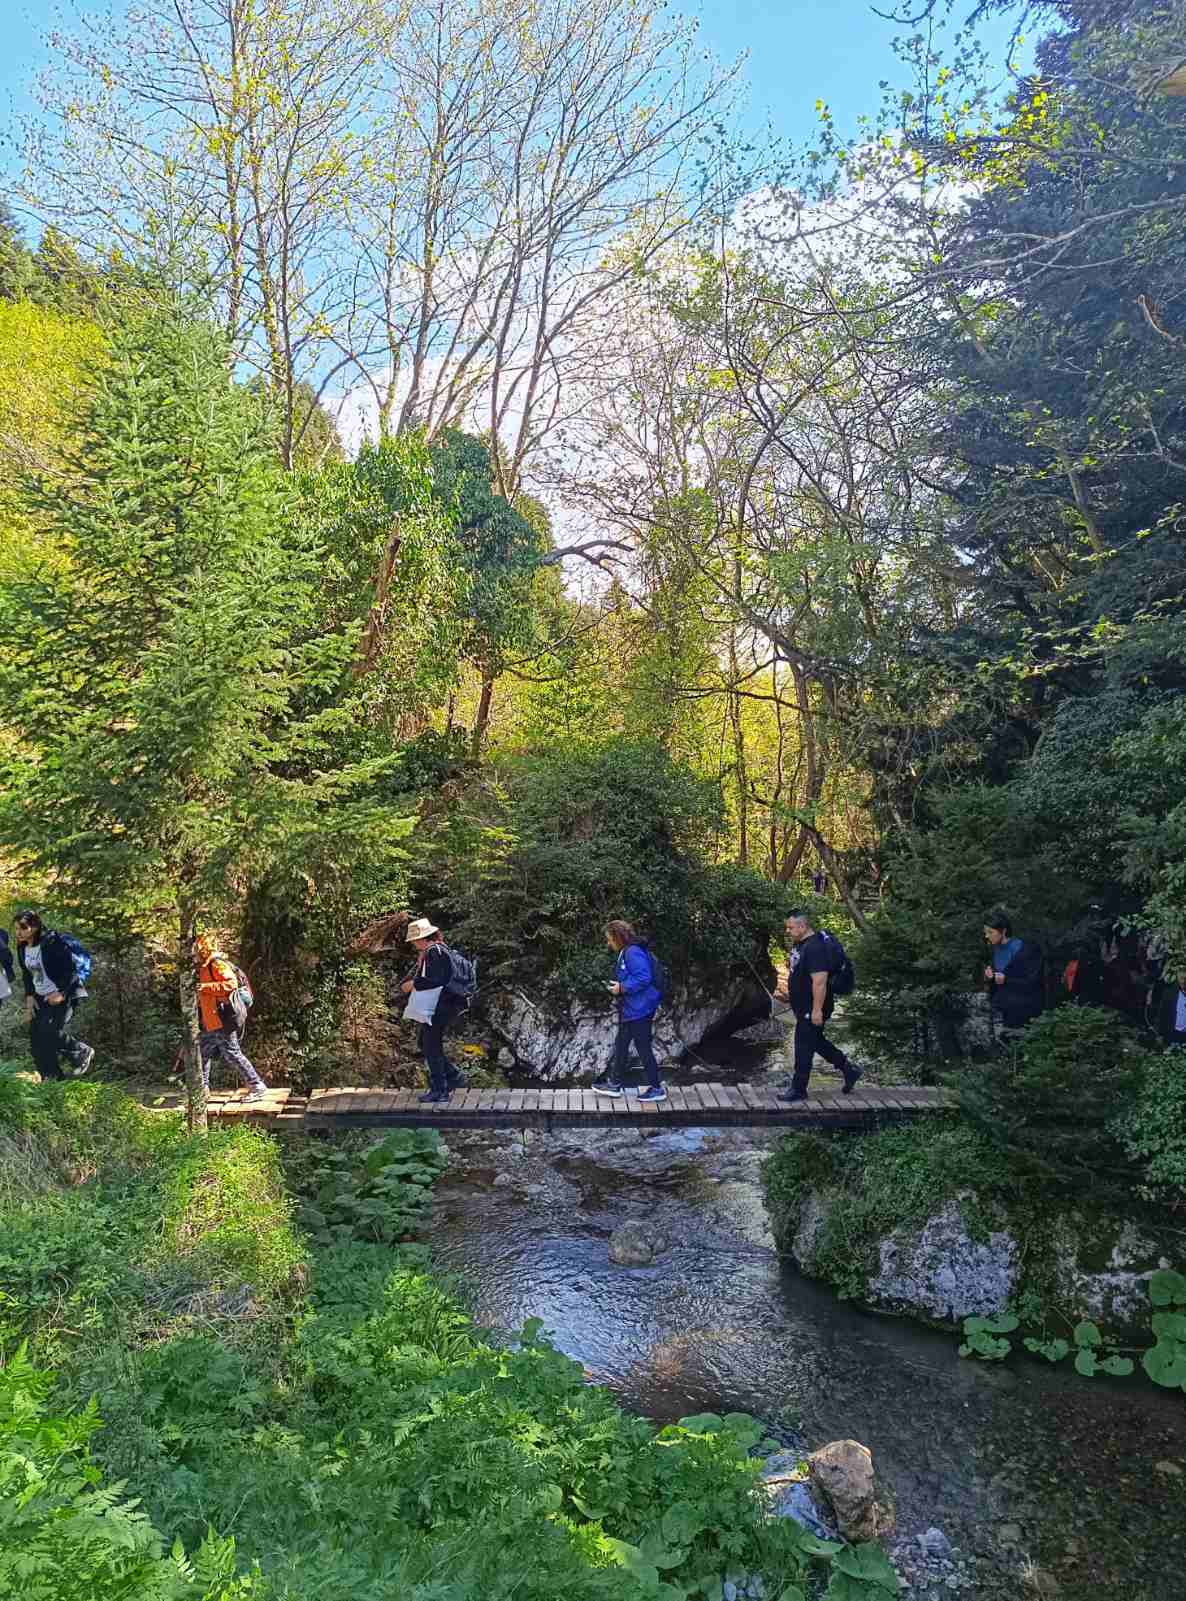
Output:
[762, 1122, 1182, 1340]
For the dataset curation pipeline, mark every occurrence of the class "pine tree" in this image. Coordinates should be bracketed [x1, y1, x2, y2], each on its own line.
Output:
[0, 307, 409, 1129]
[0, 200, 35, 302]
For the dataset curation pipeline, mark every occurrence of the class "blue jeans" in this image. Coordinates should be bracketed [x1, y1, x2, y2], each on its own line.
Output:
[199, 1027, 263, 1090]
[613, 1015, 661, 1089]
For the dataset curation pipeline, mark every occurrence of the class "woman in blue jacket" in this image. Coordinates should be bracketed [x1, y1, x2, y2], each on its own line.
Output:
[593, 919, 665, 1101]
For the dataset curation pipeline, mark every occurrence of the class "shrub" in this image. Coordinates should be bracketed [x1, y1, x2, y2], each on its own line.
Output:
[946, 1006, 1150, 1192]
[0, 1345, 252, 1601]
[1114, 1048, 1186, 1206]
[288, 1130, 449, 1246]
[424, 737, 791, 1001]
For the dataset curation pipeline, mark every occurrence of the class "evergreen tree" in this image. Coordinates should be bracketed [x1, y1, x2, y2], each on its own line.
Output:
[0, 307, 409, 1129]
[0, 200, 35, 302]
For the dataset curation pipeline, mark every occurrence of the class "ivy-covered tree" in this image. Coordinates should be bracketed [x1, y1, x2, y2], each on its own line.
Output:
[428, 431, 551, 756]
[0, 306, 413, 1129]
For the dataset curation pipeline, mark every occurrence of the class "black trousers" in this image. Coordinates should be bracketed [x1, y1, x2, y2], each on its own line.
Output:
[418, 1005, 463, 1092]
[790, 1011, 848, 1096]
[30, 998, 88, 1080]
[612, 1015, 661, 1089]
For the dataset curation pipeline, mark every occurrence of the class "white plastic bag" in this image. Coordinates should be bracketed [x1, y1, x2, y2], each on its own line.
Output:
[404, 984, 442, 1024]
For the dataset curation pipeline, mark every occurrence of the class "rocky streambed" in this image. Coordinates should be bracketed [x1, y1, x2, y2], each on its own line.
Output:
[424, 1123, 1186, 1600]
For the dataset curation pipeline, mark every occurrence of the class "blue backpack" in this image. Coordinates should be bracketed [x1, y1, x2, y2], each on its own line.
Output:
[57, 932, 94, 989]
[646, 948, 673, 1006]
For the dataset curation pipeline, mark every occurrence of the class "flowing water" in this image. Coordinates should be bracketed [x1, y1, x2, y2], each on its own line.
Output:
[425, 1120, 1186, 1600]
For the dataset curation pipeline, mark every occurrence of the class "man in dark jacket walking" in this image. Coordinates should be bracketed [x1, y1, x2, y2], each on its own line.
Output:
[983, 910, 1045, 1042]
[13, 910, 95, 1081]
[777, 910, 862, 1103]
[401, 917, 469, 1104]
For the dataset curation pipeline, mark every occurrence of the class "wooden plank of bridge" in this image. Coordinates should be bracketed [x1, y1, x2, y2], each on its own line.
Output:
[717, 1084, 748, 1119]
[202, 1076, 953, 1131]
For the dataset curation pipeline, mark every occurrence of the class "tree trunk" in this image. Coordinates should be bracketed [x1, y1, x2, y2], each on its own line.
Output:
[471, 669, 496, 760]
[178, 895, 207, 1134]
[727, 625, 749, 867]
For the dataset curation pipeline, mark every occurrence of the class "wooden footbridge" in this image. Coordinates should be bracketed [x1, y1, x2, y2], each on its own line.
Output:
[198, 1081, 949, 1132]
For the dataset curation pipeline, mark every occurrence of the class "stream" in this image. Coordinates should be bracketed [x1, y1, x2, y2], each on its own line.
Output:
[424, 1119, 1186, 1600]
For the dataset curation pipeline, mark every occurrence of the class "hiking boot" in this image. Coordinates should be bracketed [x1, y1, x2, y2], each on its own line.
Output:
[635, 1084, 667, 1102]
[777, 1088, 808, 1104]
[841, 1063, 864, 1095]
[72, 1044, 96, 1077]
[243, 1084, 269, 1103]
[591, 1078, 624, 1097]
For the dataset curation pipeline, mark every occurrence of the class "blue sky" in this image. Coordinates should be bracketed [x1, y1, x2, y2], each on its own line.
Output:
[1, 0, 1029, 201]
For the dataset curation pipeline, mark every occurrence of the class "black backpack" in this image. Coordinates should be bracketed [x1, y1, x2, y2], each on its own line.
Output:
[444, 945, 478, 1001]
[821, 931, 855, 997]
[646, 948, 674, 1006]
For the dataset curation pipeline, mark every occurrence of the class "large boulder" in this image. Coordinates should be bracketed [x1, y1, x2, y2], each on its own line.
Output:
[1049, 1215, 1174, 1333]
[483, 987, 740, 1082]
[867, 1198, 1019, 1323]
[806, 1440, 894, 1543]
[608, 1219, 667, 1266]
[783, 1183, 1179, 1339]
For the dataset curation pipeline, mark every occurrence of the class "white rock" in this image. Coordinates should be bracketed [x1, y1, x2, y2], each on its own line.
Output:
[483, 986, 746, 1082]
[867, 1198, 1018, 1322]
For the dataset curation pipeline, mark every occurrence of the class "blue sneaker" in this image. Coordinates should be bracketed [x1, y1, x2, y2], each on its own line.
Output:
[592, 1078, 624, 1097]
[635, 1084, 667, 1102]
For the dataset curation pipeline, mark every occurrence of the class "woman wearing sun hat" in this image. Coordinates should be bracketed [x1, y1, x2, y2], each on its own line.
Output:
[401, 917, 469, 1104]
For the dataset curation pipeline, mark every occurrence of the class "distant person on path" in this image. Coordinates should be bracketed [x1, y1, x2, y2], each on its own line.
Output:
[194, 934, 267, 1101]
[13, 910, 95, 1081]
[982, 909, 1045, 1042]
[777, 910, 861, 1104]
[401, 917, 470, 1104]
[1153, 967, 1186, 1050]
[593, 919, 666, 1101]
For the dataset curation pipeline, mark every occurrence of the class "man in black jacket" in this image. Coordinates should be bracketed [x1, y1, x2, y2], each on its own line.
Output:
[777, 910, 862, 1103]
[14, 910, 95, 1080]
[401, 917, 468, 1104]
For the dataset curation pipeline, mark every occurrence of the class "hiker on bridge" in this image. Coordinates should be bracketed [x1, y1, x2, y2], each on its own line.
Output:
[194, 934, 268, 1102]
[982, 909, 1044, 1043]
[1153, 966, 1186, 1050]
[593, 919, 667, 1102]
[401, 917, 473, 1105]
[777, 910, 861, 1104]
[13, 910, 95, 1081]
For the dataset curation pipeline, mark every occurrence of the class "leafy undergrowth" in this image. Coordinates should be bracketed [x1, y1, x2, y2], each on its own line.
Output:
[1, 1074, 899, 1601]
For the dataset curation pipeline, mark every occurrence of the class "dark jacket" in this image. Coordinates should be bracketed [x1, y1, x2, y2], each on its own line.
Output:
[409, 941, 465, 1021]
[1154, 982, 1186, 1047]
[989, 937, 1044, 1029]
[17, 930, 83, 1002]
[616, 942, 661, 1021]
[0, 930, 13, 986]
